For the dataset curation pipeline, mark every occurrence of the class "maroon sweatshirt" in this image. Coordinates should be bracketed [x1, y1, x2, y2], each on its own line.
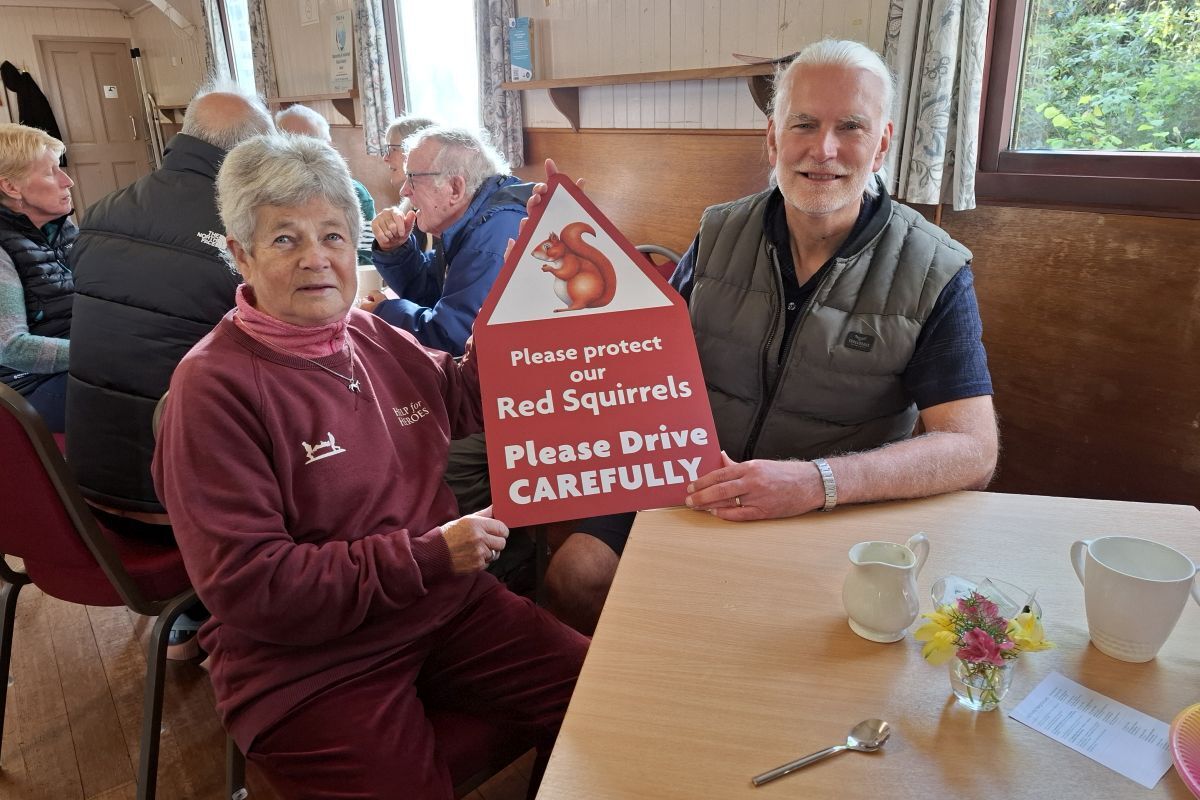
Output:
[152, 309, 489, 752]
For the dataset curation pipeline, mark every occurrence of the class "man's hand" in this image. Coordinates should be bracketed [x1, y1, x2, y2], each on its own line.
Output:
[684, 452, 824, 521]
[357, 291, 385, 313]
[371, 206, 417, 252]
[441, 506, 509, 574]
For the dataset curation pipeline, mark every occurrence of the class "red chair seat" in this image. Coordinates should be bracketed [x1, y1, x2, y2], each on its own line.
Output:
[23, 521, 190, 607]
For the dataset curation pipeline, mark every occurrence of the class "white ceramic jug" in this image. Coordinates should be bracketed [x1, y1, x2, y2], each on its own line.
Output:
[842, 532, 930, 643]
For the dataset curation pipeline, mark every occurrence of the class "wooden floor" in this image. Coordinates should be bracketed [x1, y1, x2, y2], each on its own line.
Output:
[0, 572, 533, 800]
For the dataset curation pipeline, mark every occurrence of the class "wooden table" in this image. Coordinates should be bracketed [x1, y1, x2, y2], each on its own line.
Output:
[537, 491, 1200, 799]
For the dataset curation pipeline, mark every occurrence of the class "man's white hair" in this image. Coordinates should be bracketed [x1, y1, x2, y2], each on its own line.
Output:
[403, 126, 509, 197]
[181, 76, 274, 152]
[274, 104, 331, 142]
[769, 39, 895, 197]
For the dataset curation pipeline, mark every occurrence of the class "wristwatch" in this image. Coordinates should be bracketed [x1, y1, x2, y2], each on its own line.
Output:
[811, 458, 837, 512]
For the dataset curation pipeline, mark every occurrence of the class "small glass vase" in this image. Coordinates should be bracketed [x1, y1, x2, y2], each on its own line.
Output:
[948, 657, 1014, 711]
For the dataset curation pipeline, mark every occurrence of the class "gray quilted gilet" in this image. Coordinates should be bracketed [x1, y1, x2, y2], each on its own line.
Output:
[690, 189, 971, 461]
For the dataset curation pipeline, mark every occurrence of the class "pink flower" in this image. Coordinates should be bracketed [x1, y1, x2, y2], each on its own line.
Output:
[957, 593, 1002, 624]
[957, 627, 1007, 666]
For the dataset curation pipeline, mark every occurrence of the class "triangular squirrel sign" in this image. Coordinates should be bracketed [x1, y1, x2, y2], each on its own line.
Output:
[474, 173, 720, 527]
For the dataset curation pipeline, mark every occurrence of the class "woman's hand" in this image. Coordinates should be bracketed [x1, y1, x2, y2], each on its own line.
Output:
[441, 506, 510, 574]
[371, 206, 417, 252]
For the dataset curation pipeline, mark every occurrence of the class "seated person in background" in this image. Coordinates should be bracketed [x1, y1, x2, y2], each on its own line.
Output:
[382, 114, 438, 199]
[0, 123, 76, 431]
[380, 114, 439, 256]
[66, 79, 274, 657]
[274, 103, 375, 263]
[365, 127, 535, 546]
[540, 39, 999, 635]
[363, 125, 532, 357]
[151, 134, 587, 798]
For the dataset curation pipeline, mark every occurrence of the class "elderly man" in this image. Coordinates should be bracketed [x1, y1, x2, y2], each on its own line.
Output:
[275, 103, 375, 262]
[366, 126, 535, 582]
[545, 39, 999, 634]
[365, 126, 531, 357]
[66, 79, 274, 658]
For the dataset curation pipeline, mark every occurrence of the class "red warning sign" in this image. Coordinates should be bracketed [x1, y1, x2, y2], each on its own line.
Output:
[474, 174, 720, 527]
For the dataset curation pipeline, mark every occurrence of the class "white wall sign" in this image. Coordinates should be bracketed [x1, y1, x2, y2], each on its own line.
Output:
[330, 11, 353, 92]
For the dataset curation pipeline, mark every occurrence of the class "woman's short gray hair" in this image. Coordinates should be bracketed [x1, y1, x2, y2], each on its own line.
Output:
[216, 134, 362, 256]
[386, 114, 438, 145]
[403, 126, 509, 197]
[769, 39, 895, 198]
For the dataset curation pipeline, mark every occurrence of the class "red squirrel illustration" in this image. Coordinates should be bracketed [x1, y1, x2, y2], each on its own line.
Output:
[530, 221, 617, 312]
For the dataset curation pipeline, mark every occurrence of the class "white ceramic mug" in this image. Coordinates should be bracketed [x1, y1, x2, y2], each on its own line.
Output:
[356, 264, 383, 302]
[1070, 536, 1200, 662]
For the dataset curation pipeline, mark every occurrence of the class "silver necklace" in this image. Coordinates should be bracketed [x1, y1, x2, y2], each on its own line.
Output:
[238, 319, 361, 393]
[299, 341, 361, 393]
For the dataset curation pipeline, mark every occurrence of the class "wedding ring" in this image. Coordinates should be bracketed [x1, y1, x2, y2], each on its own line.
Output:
[489, 548, 499, 562]
[734, 495, 743, 507]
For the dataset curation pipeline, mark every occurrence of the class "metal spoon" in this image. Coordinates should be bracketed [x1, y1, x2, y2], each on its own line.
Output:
[751, 718, 892, 787]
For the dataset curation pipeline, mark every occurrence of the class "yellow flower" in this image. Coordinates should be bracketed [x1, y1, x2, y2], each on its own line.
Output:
[917, 629, 959, 664]
[1007, 612, 1055, 652]
[914, 608, 959, 665]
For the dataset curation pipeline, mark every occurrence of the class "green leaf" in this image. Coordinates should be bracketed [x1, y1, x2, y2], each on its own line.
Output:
[1051, 114, 1073, 129]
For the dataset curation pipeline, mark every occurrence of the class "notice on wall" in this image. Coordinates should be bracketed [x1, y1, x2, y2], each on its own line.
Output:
[299, 0, 318, 26]
[474, 175, 720, 527]
[330, 11, 353, 92]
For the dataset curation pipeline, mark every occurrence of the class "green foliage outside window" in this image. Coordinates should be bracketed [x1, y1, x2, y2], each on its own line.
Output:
[1014, 0, 1200, 152]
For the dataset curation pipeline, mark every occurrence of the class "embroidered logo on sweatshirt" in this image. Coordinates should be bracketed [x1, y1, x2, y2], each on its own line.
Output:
[393, 400, 431, 427]
[302, 432, 346, 464]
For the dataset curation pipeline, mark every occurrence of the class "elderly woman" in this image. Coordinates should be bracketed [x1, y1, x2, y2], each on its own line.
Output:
[382, 113, 438, 196]
[0, 123, 75, 431]
[151, 134, 587, 798]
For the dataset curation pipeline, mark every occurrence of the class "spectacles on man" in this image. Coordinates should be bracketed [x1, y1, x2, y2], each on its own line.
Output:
[403, 171, 443, 192]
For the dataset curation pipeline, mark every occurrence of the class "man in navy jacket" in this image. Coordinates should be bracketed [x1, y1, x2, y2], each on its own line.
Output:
[364, 126, 532, 357]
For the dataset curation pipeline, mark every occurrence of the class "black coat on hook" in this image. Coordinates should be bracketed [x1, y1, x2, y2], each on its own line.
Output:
[1, 60, 65, 149]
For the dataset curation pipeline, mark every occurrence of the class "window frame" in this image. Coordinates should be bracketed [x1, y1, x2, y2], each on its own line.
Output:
[976, 0, 1200, 218]
[381, 0, 407, 117]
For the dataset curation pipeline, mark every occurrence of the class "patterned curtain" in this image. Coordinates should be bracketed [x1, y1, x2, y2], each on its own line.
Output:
[198, 1, 231, 80]
[247, 0, 279, 99]
[475, 0, 523, 168]
[354, 0, 395, 156]
[883, 0, 989, 210]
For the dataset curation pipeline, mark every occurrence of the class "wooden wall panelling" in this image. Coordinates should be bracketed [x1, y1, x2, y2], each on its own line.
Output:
[331, 125, 395, 212]
[266, 0, 354, 98]
[939, 206, 1200, 509]
[517, 127, 771, 255]
[0, 6, 130, 93]
[127, 0, 204, 107]
[513, 0, 889, 129]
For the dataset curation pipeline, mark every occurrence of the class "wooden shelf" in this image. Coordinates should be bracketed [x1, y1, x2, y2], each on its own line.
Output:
[156, 104, 188, 124]
[267, 90, 359, 126]
[500, 64, 775, 131]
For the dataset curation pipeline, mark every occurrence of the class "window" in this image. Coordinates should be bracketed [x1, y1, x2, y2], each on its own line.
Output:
[218, 0, 258, 95]
[386, 0, 480, 129]
[977, 0, 1200, 216]
[221, 0, 257, 95]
